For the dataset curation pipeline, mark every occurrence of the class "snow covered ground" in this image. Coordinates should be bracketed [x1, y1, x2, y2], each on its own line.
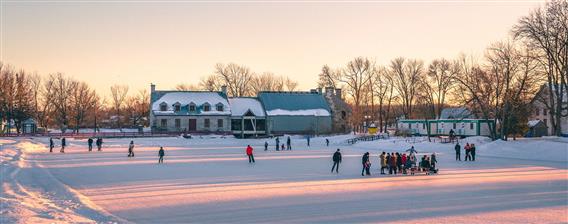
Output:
[1, 135, 567, 223]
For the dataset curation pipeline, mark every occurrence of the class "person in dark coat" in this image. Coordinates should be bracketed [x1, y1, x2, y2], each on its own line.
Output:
[246, 145, 255, 163]
[275, 137, 280, 151]
[96, 138, 103, 151]
[454, 143, 461, 161]
[386, 153, 391, 174]
[430, 153, 437, 169]
[331, 149, 342, 173]
[388, 153, 397, 175]
[396, 152, 403, 171]
[471, 144, 476, 161]
[88, 138, 93, 151]
[128, 141, 135, 157]
[361, 152, 371, 176]
[264, 141, 268, 151]
[325, 138, 329, 147]
[49, 137, 54, 153]
[60, 138, 66, 153]
[286, 136, 292, 150]
[307, 136, 310, 147]
[158, 147, 165, 163]
[281, 144, 285, 151]
[420, 155, 431, 171]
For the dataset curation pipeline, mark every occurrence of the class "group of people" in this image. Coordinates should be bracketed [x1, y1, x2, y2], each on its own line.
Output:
[454, 142, 477, 161]
[330, 147, 438, 176]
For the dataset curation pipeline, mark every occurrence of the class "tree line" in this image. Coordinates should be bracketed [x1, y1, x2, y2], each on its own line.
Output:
[316, 0, 566, 139]
[0, 66, 150, 133]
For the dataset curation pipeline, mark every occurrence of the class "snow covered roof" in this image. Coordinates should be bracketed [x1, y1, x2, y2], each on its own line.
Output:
[152, 92, 230, 115]
[258, 92, 331, 117]
[228, 98, 266, 117]
[266, 109, 331, 117]
[440, 107, 475, 119]
[527, 120, 544, 127]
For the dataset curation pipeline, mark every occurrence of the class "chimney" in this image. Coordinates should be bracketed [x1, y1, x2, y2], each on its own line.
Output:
[335, 88, 342, 99]
[150, 83, 156, 93]
[221, 85, 227, 95]
[325, 87, 334, 96]
[317, 87, 322, 94]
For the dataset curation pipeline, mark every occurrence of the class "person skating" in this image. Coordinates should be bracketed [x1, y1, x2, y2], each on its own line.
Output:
[307, 136, 310, 147]
[325, 138, 329, 147]
[386, 153, 391, 174]
[246, 145, 255, 163]
[158, 146, 165, 163]
[264, 141, 268, 151]
[96, 138, 103, 151]
[471, 144, 476, 161]
[60, 137, 66, 153]
[464, 143, 471, 161]
[281, 144, 285, 151]
[128, 141, 135, 157]
[49, 137, 54, 153]
[275, 137, 280, 151]
[331, 149, 342, 173]
[88, 138, 93, 151]
[454, 143, 461, 161]
[379, 152, 387, 174]
[420, 155, 431, 171]
[286, 136, 292, 150]
[361, 152, 371, 176]
[406, 146, 417, 154]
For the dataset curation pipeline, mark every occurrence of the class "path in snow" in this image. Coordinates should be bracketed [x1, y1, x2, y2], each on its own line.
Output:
[18, 136, 568, 223]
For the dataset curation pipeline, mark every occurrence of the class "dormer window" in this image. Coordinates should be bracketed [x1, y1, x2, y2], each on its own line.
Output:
[203, 103, 211, 112]
[189, 102, 196, 112]
[173, 102, 181, 112]
[160, 102, 167, 111]
[216, 103, 224, 112]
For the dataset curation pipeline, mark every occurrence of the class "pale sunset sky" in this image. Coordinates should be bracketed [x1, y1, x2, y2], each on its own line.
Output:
[1, 0, 543, 97]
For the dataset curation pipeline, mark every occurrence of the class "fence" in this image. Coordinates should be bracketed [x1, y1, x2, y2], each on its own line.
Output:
[0, 131, 233, 138]
[346, 134, 388, 144]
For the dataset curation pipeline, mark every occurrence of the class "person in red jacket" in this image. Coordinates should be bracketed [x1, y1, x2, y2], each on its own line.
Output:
[246, 145, 255, 163]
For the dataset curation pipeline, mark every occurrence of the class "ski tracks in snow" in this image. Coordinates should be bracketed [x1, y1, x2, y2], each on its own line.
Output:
[0, 140, 125, 224]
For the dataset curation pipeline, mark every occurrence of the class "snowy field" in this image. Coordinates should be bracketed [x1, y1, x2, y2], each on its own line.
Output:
[1, 135, 567, 223]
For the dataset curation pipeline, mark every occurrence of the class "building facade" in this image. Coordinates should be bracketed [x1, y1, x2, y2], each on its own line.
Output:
[529, 85, 568, 136]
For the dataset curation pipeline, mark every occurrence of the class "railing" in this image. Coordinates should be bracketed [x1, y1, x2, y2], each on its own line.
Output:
[346, 134, 388, 144]
[0, 131, 233, 138]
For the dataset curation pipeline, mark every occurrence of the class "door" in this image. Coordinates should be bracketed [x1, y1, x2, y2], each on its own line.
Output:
[188, 119, 197, 131]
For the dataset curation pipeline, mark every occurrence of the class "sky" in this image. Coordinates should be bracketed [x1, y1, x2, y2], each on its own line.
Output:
[1, 0, 544, 97]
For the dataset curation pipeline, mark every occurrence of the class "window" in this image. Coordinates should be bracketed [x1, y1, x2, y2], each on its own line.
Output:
[203, 104, 211, 112]
[216, 104, 224, 112]
[535, 109, 540, 116]
[189, 103, 196, 112]
[544, 119, 548, 126]
[543, 109, 547, 116]
[470, 123, 474, 130]
[422, 123, 426, 129]
[341, 111, 346, 119]
[204, 119, 210, 128]
[175, 119, 181, 129]
[231, 119, 242, 131]
[160, 103, 167, 111]
[408, 123, 411, 129]
[161, 119, 167, 127]
[453, 123, 456, 129]
[217, 119, 223, 128]
[174, 104, 181, 112]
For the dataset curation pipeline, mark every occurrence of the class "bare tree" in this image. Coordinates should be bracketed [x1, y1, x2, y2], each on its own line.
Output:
[339, 57, 375, 132]
[317, 65, 340, 88]
[70, 82, 97, 132]
[198, 75, 223, 92]
[214, 63, 254, 97]
[175, 83, 201, 91]
[110, 85, 129, 129]
[50, 73, 77, 132]
[390, 57, 425, 119]
[513, 0, 568, 136]
[426, 58, 458, 118]
[126, 89, 150, 127]
[250, 72, 285, 93]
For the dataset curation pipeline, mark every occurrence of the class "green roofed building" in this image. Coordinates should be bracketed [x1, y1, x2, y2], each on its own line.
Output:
[258, 91, 333, 135]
